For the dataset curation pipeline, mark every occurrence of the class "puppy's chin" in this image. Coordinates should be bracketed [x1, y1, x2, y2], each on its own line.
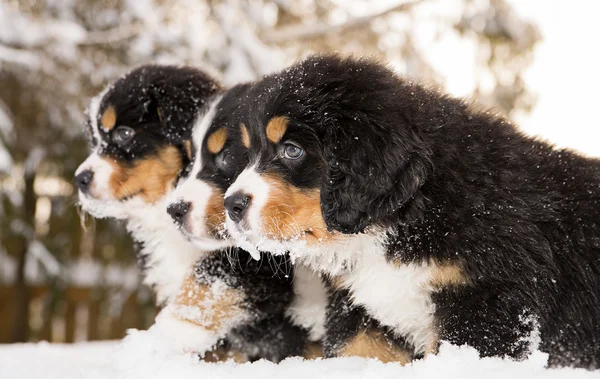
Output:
[225, 217, 296, 260]
[78, 191, 129, 220]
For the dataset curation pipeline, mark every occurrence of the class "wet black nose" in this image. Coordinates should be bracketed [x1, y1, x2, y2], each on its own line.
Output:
[224, 192, 251, 223]
[74, 170, 94, 192]
[167, 201, 191, 225]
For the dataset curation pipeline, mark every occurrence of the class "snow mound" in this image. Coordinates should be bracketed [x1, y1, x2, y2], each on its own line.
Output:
[1, 338, 598, 379]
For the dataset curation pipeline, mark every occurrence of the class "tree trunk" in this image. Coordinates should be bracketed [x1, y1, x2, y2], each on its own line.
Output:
[11, 173, 36, 342]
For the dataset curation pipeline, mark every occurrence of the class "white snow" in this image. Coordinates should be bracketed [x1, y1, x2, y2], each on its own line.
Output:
[0, 339, 597, 379]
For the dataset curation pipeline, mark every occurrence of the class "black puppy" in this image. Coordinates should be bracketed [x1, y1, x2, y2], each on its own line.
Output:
[221, 54, 600, 368]
[75, 65, 319, 362]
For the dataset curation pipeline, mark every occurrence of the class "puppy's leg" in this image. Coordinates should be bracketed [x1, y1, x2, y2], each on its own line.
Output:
[324, 285, 414, 364]
[220, 251, 314, 362]
[433, 284, 533, 360]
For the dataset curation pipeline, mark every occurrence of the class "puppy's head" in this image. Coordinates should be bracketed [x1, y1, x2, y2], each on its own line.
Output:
[223, 55, 433, 255]
[167, 84, 251, 251]
[75, 65, 220, 218]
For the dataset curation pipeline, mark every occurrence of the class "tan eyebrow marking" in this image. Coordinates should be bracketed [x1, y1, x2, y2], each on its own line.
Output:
[206, 127, 228, 154]
[265, 116, 289, 144]
[183, 140, 193, 160]
[240, 123, 250, 148]
[100, 105, 117, 131]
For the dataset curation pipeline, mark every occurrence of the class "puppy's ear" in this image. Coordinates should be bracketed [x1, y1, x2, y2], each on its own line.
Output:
[147, 66, 221, 144]
[314, 56, 432, 234]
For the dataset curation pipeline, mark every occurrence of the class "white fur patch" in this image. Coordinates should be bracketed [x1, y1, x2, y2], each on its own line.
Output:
[125, 196, 208, 304]
[75, 152, 115, 200]
[340, 249, 437, 354]
[88, 85, 110, 145]
[224, 165, 273, 259]
[286, 265, 327, 341]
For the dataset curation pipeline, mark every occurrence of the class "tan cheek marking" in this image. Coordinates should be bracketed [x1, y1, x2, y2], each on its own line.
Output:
[100, 105, 117, 131]
[261, 173, 335, 243]
[338, 329, 414, 364]
[107, 146, 183, 203]
[172, 274, 246, 332]
[240, 123, 250, 148]
[265, 116, 288, 144]
[205, 186, 226, 236]
[207, 127, 227, 154]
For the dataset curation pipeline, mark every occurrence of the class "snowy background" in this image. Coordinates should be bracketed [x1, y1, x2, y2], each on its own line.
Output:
[1, 0, 599, 377]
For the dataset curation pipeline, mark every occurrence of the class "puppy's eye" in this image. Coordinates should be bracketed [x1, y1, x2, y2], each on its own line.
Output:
[113, 126, 135, 146]
[215, 150, 234, 170]
[281, 142, 304, 160]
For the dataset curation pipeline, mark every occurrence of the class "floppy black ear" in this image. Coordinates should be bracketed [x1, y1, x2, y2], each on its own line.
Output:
[320, 123, 431, 234]
[314, 57, 433, 234]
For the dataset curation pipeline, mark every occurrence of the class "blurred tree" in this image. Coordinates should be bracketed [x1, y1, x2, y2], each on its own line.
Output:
[0, 0, 540, 342]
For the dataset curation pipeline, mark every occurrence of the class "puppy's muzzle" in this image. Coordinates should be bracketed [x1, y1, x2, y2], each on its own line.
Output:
[224, 192, 251, 223]
[74, 170, 94, 193]
[167, 201, 191, 226]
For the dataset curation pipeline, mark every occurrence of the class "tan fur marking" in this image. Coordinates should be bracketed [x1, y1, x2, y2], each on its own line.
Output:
[205, 186, 226, 236]
[423, 333, 440, 357]
[261, 173, 335, 243]
[207, 128, 228, 154]
[240, 123, 250, 148]
[303, 342, 324, 359]
[107, 145, 182, 204]
[339, 330, 413, 364]
[183, 140, 193, 160]
[100, 105, 117, 131]
[172, 274, 245, 332]
[265, 116, 289, 144]
[430, 263, 470, 289]
[203, 347, 248, 363]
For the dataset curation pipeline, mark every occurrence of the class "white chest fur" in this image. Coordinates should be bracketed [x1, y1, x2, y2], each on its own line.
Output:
[339, 251, 436, 354]
[286, 265, 327, 341]
[125, 198, 207, 304]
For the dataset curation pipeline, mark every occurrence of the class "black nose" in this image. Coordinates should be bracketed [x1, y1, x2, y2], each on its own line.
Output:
[167, 201, 191, 225]
[74, 170, 94, 192]
[224, 192, 251, 223]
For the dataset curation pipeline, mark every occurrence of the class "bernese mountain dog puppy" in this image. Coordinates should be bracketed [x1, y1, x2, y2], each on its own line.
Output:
[74, 65, 319, 362]
[166, 82, 327, 357]
[220, 54, 600, 368]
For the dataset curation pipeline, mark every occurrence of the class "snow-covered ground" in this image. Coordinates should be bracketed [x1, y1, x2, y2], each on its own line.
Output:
[0, 339, 598, 379]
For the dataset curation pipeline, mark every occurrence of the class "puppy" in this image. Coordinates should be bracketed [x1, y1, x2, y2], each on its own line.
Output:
[167, 83, 327, 358]
[74, 66, 318, 362]
[222, 54, 600, 368]
[75, 64, 220, 304]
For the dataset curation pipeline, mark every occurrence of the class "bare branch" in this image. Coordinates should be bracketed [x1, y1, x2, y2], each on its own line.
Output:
[262, 0, 425, 44]
[77, 24, 141, 46]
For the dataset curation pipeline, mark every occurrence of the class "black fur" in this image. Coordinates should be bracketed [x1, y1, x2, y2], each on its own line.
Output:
[195, 251, 308, 362]
[227, 54, 600, 368]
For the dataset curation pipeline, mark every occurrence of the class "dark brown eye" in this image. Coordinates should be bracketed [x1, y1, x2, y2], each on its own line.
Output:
[215, 150, 234, 170]
[281, 142, 304, 160]
[113, 126, 135, 146]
